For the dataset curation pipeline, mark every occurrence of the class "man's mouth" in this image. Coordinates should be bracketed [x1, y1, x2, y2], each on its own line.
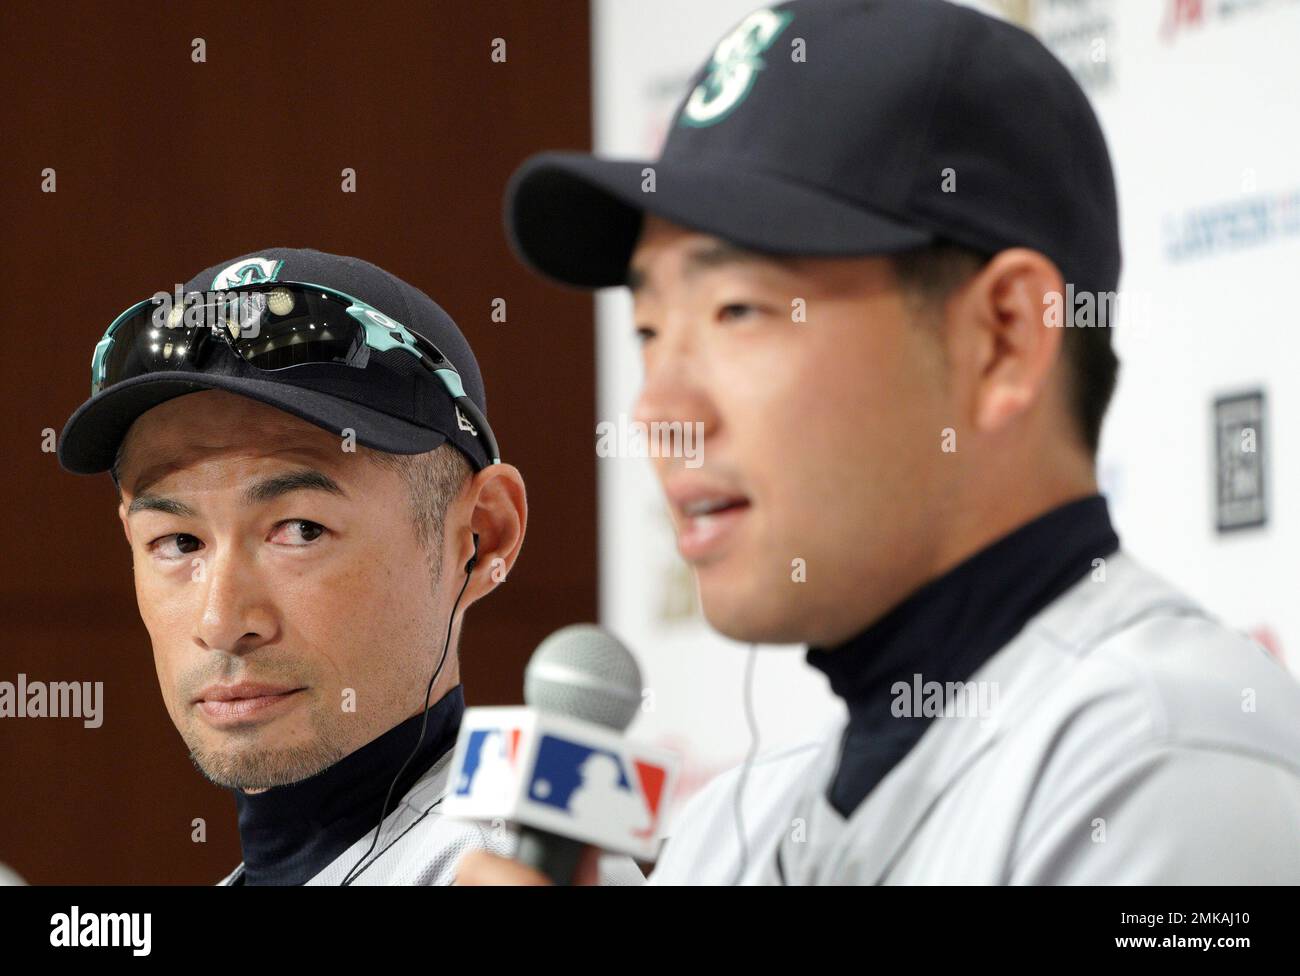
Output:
[668, 483, 753, 561]
[194, 683, 306, 724]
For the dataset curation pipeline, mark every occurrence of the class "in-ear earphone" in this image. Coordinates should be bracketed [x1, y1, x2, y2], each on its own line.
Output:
[465, 532, 480, 574]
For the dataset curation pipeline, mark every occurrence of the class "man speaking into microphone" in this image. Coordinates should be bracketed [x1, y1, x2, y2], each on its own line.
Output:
[460, 0, 1300, 884]
[56, 247, 640, 885]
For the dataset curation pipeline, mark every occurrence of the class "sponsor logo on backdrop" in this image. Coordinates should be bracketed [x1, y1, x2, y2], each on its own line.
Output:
[1023, 0, 1117, 93]
[1214, 390, 1267, 532]
[1161, 0, 1300, 42]
[1164, 187, 1300, 261]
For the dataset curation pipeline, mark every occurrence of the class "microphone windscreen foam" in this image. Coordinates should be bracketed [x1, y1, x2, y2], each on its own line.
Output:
[524, 624, 643, 731]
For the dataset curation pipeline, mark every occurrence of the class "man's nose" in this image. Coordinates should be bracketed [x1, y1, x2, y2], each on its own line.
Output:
[192, 545, 277, 654]
[631, 334, 719, 446]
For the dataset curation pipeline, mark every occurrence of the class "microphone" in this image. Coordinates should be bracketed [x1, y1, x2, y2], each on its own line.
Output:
[517, 625, 643, 881]
[443, 624, 679, 883]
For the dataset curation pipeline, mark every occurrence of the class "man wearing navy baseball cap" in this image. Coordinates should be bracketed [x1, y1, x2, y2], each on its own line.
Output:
[59, 247, 642, 885]
[461, 0, 1300, 884]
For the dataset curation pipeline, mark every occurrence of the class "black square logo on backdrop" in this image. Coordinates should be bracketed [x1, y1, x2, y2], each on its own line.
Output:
[1214, 390, 1267, 533]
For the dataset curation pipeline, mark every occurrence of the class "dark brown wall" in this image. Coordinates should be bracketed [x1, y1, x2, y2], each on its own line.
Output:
[0, 0, 595, 883]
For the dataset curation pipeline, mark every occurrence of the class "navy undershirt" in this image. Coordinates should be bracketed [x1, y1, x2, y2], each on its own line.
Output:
[230, 685, 465, 885]
[805, 494, 1120, 818]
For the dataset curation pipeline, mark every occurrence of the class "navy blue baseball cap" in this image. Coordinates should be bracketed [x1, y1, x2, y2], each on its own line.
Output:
[506, 0, 1121, 297]
[58, 247, 497, 476]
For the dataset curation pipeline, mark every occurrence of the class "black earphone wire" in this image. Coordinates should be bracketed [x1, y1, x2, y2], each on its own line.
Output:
[339, 534, 478, 886]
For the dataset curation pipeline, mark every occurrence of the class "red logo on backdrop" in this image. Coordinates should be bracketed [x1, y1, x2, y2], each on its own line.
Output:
[1161, 0, 1205, 41]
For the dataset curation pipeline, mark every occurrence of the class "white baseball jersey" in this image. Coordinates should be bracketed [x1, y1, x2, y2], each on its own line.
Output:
[648, 550, 1300, 884]
[217, 749, 645, 886]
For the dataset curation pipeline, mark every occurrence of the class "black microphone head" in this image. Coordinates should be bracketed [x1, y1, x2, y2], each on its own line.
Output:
[524, 624, 643, 731]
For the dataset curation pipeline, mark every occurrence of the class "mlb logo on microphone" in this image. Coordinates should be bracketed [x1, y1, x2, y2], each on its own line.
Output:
[453, 724, 524, 808]
[444, 706, 679, 859]
[528, 733, 669, 840]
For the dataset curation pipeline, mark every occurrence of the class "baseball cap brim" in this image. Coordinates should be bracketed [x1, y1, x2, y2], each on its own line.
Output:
[505, 151, 936, 289]
[57, 372, 450, 477]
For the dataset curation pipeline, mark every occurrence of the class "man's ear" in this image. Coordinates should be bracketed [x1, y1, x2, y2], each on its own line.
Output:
[952, 247, 1067, 437]
[457, 463, 527, 604]
[118, 500, 132, 546]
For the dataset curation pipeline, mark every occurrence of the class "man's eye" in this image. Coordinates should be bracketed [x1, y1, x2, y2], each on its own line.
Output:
[149, 534, 203, 559]
[717, 302, 761, 322]
[634, 325, 657, 345]
[270, 519, 327, 546]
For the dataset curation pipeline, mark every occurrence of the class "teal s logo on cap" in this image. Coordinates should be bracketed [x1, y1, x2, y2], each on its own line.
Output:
[679, 8, 793, 128]
[211, 257, 284, 289]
